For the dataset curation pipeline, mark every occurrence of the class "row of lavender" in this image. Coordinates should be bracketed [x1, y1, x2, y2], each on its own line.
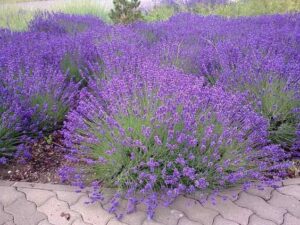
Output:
[0, 13, 299, 217]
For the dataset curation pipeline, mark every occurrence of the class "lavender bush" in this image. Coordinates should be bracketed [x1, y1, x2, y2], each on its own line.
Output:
[62, 60, 289, 217]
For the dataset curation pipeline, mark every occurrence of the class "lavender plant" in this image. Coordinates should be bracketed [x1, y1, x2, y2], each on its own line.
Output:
[63, 61, 288, 218]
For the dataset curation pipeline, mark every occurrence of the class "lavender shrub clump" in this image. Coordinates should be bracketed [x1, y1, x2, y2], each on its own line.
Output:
[0, 12, 298, 218]
[63, 61, 289, 217]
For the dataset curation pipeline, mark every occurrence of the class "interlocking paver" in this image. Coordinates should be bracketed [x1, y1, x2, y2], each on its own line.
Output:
[38, 219, 53, 225]
[283, 213, 300, 225]
[1, 179, 300, 225]
[13, 182, 82, 193]
[71, 196, 114, 225]
[121, 211, 147, 225]
[178, 217, 203, 225]
[213, 215, 239, 225]
[268, 190, 300, 218]
[96, 188, 116, 205]
[277, 185, 300, 200]
[153, 206, 184, 225]
[5, 197, 46, 225]
[71, 218, 91, 225]
[38, 196, 81, 225]
[283, 178, 300, 186]
[0, 181, 14, 187]
[203, 196, 252, 225]
[0, 186, 24, 206]
[235, 192, 286, 224]
[3, 221, 16, 225]
[18, 187, 56, 206]
[107, 218, 128, 225]
[218, 188, 242, 201]
[248, 215, 276, 225]
[171, 196, 218, 225]
[246, 187, 273, 200]
[56, 191, 86, 206]
[0, 203, 13, 225]
[142, 220, 164, 225]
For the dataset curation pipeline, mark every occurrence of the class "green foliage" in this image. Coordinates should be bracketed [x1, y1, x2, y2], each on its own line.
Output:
[193, 0, 300, 16]
[0, 106, 20, 158]
[0, 6, 34, 30]
[246, 78, 299, 147]
[31, 94, 69, 133]
[61, 54, 83, 83]
[144, 6, 175, 22]
[109, 0, 143, 24]
[56, 0, 110, 22]
[0, 124, 20, 158]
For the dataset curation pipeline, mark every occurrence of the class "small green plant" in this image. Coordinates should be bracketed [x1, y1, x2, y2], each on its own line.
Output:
[144, 5, 174, 22]
[109, 0, 143, 24]
[45, 134, 53, 145]
[31, 94, 69, 134]
[193, 0, 300, 16]
[245, 78, 299, 148]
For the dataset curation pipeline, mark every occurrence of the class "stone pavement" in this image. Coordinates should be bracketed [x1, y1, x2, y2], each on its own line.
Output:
[0, 178, 300, 225]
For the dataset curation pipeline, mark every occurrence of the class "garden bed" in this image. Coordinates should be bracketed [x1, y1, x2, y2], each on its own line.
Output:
[0, 8, 299, 218]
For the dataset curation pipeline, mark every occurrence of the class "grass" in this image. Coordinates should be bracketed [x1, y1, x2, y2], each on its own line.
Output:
[0, 5, 35, 30]
[0, 0, 110, 30]
[55, 0, 110, 22]
[0, 0, 46, 3]
[193, 0, 300, 16]
[144, 5, 175, 22]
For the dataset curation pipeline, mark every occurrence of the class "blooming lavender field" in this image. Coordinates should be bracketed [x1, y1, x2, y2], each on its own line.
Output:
[0, 10, 299, 218]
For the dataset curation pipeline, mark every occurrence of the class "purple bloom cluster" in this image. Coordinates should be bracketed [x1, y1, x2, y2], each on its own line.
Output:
[0, 12, 298, 218]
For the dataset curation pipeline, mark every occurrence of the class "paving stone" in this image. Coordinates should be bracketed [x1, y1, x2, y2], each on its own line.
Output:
[5, 197, 46, 225]
[246, 187, 274, 200]
[56, 191, 86, 206]
[213, 215, 239, 225]
[284, 214, 300, 225]
[71, 196, 114, 225]
[153, 206, 184, 225]
[121, 211, 147, 225]
[142, 220, 164, 225]
[37, 220, 53, 225]
[248, 215, 276, 225]
[218, 188, 242, 201]
[107, 218, 128, 225]
[3, 221, 16, 225]
[268, 190, 300, 218]
[203, 196, 252, 225]
[283, 178, 300, 186]
[93, 188, 116, 206]
[13, 182, 84, 193]
[71, 218, 90, 225]
[235, 192, 286, 224]
[0, 186, 24, 206]
[277, 185, 300, 200]
[18, 187, 56, 206]
[0, 203, 13, 225]
[171, 196, 218, 225]
[178, 217, 203, 225]
[38, 197, 81, 225]
[0, 181, 14, 186]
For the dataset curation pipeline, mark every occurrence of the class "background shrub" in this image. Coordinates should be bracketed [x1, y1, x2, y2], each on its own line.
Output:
[109, 0, 143, 24]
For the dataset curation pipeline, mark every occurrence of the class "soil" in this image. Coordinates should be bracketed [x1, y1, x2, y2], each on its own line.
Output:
[0, 132, 66, 183]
